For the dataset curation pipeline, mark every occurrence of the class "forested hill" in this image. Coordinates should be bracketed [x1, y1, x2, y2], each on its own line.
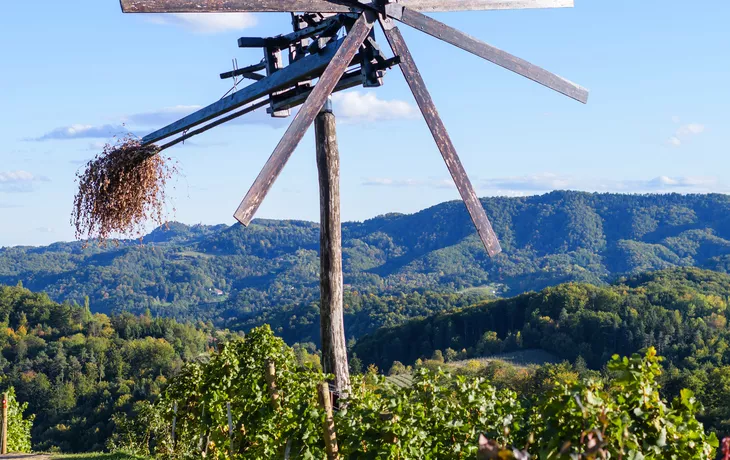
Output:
[2, 191, 730, 324]
[353, 267, 730, 372]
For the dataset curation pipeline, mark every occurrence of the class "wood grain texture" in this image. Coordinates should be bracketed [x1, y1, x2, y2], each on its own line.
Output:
[316, 108, 351, 395]
[382, 23, 502, 257]
[399, 0, 572, 11]
[120, 0, 572, 13]
[141, 36, 345, 145]
[233, 11, 376, 226]
[120, 0, 362, 13]
[395, 6, 589, 104]
[318, 382, 340, 459]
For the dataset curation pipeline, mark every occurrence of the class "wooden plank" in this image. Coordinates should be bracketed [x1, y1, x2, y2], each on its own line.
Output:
[390, 5, 589, 104]
[316, 105, 351, 395]
[382, 23, 502, 257]
[141, 36, 346, 145]
[120, 0, 363, 13]
[233, 11, 376, 226]
[271, 72, 363, 112]
[398, 0, 573, 11]
[158, 99, 269, 151]
[121, 0, 572, 13]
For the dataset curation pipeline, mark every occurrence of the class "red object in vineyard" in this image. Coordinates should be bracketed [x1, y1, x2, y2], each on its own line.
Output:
[722, 437, 730, 460]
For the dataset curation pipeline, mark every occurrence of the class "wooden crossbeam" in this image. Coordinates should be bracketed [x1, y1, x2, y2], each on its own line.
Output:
[381, 20, 502, 257]
[120, 0, 572, 13]
[141, 36, 346, 145]
[234, 11, 377, 227]
[388, 4, 588, 103]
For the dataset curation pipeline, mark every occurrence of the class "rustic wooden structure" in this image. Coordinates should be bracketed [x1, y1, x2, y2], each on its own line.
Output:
[1, 392, 7, 455]
[317, 382, 340, 460]
[118, 0, 588, 394]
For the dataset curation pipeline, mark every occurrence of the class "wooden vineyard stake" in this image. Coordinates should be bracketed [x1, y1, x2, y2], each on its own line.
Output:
[1, 392, 7, 455]
[318, 383, 340, 460]
[265, 360, 280, 410]
[316, 100, 350, 395]
[116, 0, 589, 413]
[171, 401, 177, 445]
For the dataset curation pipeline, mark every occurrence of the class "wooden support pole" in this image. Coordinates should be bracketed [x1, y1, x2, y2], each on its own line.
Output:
[1, 392, 7, 455]
[264, 360, 280, 410]
[315, 100, 351, 395]
[318, 382, 340, 460]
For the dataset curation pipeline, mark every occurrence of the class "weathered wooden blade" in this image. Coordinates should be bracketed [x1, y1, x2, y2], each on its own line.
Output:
[387, 4, 589, 104]
[233, 11, 376, 227]
[141, 37, 346, 146]
[399, 0, 572, 11]
[120, 0, 363, 13]
[381, 22, 502, 257]
[120, 0, 572, 13]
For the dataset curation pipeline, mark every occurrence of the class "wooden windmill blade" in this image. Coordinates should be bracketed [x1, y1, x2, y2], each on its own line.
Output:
[386, 4, 589, 103]
[233, 11, 377, 226]
[381, 20, 501, 257]
[120, 0, 573, 13]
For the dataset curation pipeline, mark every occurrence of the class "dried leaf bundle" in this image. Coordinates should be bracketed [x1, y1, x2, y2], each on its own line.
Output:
[72, 137, 175, 244]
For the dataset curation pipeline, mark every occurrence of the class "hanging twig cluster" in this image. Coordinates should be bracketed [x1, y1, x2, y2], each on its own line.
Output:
[72, 136, 175, 244]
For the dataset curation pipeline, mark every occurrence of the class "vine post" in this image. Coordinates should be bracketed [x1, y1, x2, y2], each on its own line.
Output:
[1, 392, 7, 455]
[265, 360, 280, 410]
[317, 382, 339, 460]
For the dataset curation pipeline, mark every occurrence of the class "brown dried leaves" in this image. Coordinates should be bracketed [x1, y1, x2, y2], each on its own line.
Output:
[72, 137, 175, 245]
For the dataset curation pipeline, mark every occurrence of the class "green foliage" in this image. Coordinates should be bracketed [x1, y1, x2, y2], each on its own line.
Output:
[115, 332, 717, 459]
[532, 348, 717, 459]
[354, 267, 730, 440]
[0, 386, 34, 453]
[3, 192, 730, 344]
[111, 326, 327, 459]
[0, 283, 222, 452]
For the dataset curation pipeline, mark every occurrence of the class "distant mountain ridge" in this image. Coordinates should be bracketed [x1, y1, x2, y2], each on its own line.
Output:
[2, 191, 730, 325]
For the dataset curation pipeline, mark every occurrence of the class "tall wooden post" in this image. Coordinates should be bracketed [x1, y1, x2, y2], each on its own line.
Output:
[1, 392, 8, 455]
[315, 98, 350, 394]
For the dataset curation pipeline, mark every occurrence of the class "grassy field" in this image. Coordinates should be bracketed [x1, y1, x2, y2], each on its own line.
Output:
[450, 349, 560, 369]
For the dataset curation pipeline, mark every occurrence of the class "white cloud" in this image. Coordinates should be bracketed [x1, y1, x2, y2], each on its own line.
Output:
[36, 227, 55, 233]
[363, 178, 455, 189]
[35, 124, 130, 141]
[0, 170, 50, 192]
[481, 173, 573, 191]
[332, 91, 418, 122]
[668, 122, 705, 147]
[146, 13, 257, 34]
[363, 172, 728, 195]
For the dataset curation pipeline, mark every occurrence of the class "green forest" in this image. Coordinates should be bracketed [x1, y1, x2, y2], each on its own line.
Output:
[4, 268, 730, 452]
[4, 193, 730, 454]
[354, 267, 730, 437]
[3, 192, 730, 338]
[0, 283, 227, 452]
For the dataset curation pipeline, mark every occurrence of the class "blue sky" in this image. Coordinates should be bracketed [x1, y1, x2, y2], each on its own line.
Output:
[0, 0, 727, 247]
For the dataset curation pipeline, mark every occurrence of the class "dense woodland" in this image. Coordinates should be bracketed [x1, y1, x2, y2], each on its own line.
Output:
[4, 192, 730, 452]
[354, 267, 730, 437]
[0, 283, 225, 452]
[2, 192, 730, 339]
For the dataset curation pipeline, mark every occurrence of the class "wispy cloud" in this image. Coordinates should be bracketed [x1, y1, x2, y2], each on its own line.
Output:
[145, 13, 257, 34]
[363, 178, 455, 189]
[332, 91, 418, 122]
[668, 119, 705, 147]
[34, 124, 131, 141]
[363, 173, 728, 195]
[0, 170, 50, 193]
[36, 227, 55, 233]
